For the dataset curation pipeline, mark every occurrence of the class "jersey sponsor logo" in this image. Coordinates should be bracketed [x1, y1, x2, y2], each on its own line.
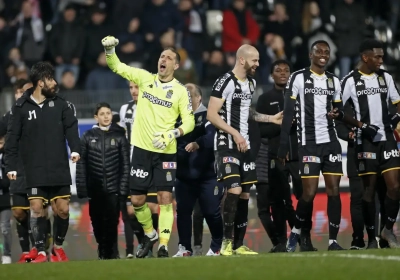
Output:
[305, 79, 313, 84]
[356, 81, 364, 86]
[142, 92, 172, 108]
[357, 152, 376, 159]
[218, 135, 227, 140]
[130, 168, 149, 178]
[243, 162, 255, 171]
[356, 87, 388, 97]
[123, 118, 134, 124]
[218, 141, 226, 146]
[233, 92, 252, 100]
[162, 162, 177, 169]
[222, 156, 240, 165]
[302, 156, 321, 163]
[328, 154, 342, 162]
[304, 88, 335, 95]
[214, 73, 230, 91]
[384, 149, 400, 160]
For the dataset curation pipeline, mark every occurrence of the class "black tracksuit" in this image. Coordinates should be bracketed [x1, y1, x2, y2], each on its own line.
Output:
[4, 89, 80, 188]
[76, 123, 130, 259]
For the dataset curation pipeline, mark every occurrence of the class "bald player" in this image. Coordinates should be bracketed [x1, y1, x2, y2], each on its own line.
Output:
[207, 44, 282, 256]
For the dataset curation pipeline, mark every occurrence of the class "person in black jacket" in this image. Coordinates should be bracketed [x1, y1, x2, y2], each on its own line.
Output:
[76, 102, 130, 259]
[255, 60, 315, 252]
[5, 62, 81, 263]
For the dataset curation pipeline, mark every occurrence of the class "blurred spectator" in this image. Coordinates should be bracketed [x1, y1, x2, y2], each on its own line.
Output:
[174, 48, 198, 84]
[4, 48, 27, 86]
[261, 2, 295, 60]
[59, 70, 77, 92]
[141, 0, 183, 51]
[146, 28, 176, 74]
[334, 0, 367, 78]
[50, 4, 85, 83]
[0, 16, 12, 64]
[85, 52, 127, 93]
[203, 49, 230, 86]
[112, 0, 146, 31]
[15, 0, 46, 68]
[258, 34, 286, 85]
[83, 2, 114, 72]
[207, 0, 231, 10]
[117, 17, 144, 66]
[222, 0, 260, 55]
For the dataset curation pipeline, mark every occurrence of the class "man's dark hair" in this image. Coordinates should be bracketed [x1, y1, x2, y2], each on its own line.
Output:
[270, 59, 291, 74]
[164, 47, 181, 64]
[94, 102, 111, 115]
[13, 78, 30, 92]
[311, 40, 330, 50]
[0, 120, 7, 138]
[359, 39, 383, 54]
[29, 62, 55, 88]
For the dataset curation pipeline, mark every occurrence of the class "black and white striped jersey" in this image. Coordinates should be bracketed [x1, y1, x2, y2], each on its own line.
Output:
[285, 68, 342, 146]
[211, 71, 256, 151]
[119, 101, 136, 143]
[342, 70, 400, 143]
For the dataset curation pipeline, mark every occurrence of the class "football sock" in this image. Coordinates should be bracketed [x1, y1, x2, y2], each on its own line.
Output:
[223, 193, 239, 240]
[30, 216, 47, 252]
[385, 196, 400, 230]
[328, 195, 341, 240]
[54, 215, 69, 246]
[134, 203, 154, 236]
[159, 204, 173, 248]
[16, 216, 30, 252]
[233, 198, 248, 249]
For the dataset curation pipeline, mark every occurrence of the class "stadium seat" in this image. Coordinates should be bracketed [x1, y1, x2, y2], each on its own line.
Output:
[206, 10, 223, 36]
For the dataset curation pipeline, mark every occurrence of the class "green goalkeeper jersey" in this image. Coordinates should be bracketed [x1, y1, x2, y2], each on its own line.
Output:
[106, 53, 195, 154]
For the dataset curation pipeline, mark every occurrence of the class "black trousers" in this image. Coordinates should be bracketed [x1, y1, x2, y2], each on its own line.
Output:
[89, 192, 120, 259]
[349, 177, 364, 240]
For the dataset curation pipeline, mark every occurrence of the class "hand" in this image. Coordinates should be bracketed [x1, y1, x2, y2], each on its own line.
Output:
[152, 129, 180, 150]
[233, 131, 248, 153]
[349, 131, 355, 140]
[328, 108, 344, 120]
[101, 36, 119, 54]
[271, 111, 283, 125]
[185, 142, 199, 152]
[360, 123, 379, 139]
[7, 171, 17, 180]
[71, 152, 80, 163]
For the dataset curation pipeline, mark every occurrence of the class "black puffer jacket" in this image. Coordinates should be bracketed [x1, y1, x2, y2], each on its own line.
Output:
[76, 124, 130, 197]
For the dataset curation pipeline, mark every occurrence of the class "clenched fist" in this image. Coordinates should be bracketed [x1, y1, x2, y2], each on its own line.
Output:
[101, 36, 119, 54]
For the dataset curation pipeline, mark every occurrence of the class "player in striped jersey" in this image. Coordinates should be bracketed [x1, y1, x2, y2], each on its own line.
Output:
[341, 39, 400, 249]
[207, 44, 283, 256]
[278, 40, 377, 252]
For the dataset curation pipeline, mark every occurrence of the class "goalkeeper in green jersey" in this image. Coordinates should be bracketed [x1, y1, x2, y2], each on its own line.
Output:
[102, 35, 195, 258]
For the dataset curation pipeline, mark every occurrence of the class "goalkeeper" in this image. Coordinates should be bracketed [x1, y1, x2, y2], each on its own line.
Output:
[102, 36, 195, 258]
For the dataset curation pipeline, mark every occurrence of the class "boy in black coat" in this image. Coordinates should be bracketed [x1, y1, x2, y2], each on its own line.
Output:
[76, 102, 130, 259]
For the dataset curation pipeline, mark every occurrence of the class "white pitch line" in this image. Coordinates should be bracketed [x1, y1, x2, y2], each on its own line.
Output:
[275, 253, 400, 262]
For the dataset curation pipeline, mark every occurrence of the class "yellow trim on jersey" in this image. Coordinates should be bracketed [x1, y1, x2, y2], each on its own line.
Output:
[358, 70, 374, 76]
[290, 96, 296, 100]
[50, 195, 71, 202]
[392, 100, 400, 105]
[322, 173, 343, 176]
[381, 167, 400, 174]
[11, 206, 30, 210]
[310, 69, 325, 76]
[301, 176, 320, 178]
[241, 180, 258, 185]
[234, 75, 246, 82]
[358, 172, 377, 176]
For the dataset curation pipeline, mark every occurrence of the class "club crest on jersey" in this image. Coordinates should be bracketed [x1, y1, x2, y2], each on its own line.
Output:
[49, 101, 54, 107]
[378, 76, 385, 86]
[225, 164, 231, 174]
[166, 172, 172, 181]
[327, 78, 334, 89]
[304, 164, 309, 174]
[223, 157, 240, 165]
[359, 161, 365, 171]
[163, 162, 177, 169]
[166, 90, 173, 99]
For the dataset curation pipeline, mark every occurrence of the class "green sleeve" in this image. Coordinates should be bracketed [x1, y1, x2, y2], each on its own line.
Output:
[177, 88, 195, 135]
[106, 52, 153, 87]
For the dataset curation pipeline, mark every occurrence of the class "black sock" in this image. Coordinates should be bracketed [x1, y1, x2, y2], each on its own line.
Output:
[362, 199, 376, 241]
[294, 198, 311, 230]
[234, 198, 249, 249]
[27, 214, 35, 247]
[54, 215, 69, 246]
[384, 195, 400, 230]
[223, 193, 240, 240]
[130, 216, 144, 243]
[30, 216, 47, 252]
[16, 217, 30, 252]
[327, 195, 341, 240]
[302, 202, 313, 236]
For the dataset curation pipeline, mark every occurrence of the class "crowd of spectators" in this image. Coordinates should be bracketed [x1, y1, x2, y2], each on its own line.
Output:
[0, 0, 399, 94]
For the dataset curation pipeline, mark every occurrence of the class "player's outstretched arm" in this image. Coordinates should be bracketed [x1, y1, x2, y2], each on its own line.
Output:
[249, 107, 283, 124]
[102, 36, 152, 87]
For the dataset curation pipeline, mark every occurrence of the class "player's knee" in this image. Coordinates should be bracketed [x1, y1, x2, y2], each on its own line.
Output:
[12, 209, 27, 221]
[131, 196, 146, 208]
[387, 181, 400, 200]
[157, 190, 172, 205]
[147, 202, 159, 213]
[29, 199, 45, 215]
[239, 191, 250, 199]
[302, 189, 316, 202]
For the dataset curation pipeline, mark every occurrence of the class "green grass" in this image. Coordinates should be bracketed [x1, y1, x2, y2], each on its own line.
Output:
[1, 250, 400, 280]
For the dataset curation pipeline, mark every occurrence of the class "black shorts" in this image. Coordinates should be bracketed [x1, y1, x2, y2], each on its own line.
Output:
[27, 186, 71, 204]
[356, 135, 400, 175]
[214, 149, 258, 186]
[10, 193, 30, 210]
[130, 146, 176, 194]
[298, 141, 343, 178]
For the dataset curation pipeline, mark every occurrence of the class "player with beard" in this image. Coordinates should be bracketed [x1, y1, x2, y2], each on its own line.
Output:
[5, 62, 80, 262]
[207, 44, 283, 256]
[279, 40, 376, 251]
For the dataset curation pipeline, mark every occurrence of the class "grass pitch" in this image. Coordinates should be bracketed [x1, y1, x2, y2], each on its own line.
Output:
[1, 250, 400, 280]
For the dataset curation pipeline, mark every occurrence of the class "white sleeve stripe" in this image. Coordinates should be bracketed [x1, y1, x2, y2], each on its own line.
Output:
[205, 121, 211, 127]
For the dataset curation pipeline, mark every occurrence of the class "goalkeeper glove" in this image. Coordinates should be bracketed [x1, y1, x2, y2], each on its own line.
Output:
[360, 123, 379, 139]
[101, 36, 119, 54]
[152, 129, 181, 150]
